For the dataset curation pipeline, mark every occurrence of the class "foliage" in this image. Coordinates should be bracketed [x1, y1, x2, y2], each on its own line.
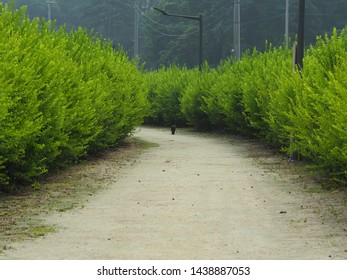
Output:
[0, 4, 148, 189]
[81, 0, 134, 53]
[206, 57, 250, 134]
[180, 63, 217, 130]
[1, 1, 346, 186]
[145, 64, 192, 126]
[145, 27, 347, 183]
[241, 45, 293, 141]
[4, 0, 347, 68]
[287, 28, 347, 178]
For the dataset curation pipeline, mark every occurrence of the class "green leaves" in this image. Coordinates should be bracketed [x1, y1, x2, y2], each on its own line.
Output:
[146, 27, 347, 183]
[286, 29, 347, 177]
[145, 65, 192, 126]
[181, 64, 216, 130]
[0, 5, 148, 189]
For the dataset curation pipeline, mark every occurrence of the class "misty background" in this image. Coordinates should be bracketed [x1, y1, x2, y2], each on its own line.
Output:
[2, 0, 347, 68]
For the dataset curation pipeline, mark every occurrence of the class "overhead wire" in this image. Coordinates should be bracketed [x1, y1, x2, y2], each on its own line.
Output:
[136, 5, 199, 38]
[203, 7, 232, 29]
[135, 5, 181, 29]
[202, 1, 233, 23]
[136, 1, 232, 38]
[139, 15, 199, 37]
[241, 13, 286, 26]
[306, 13, 347, 16]
[81, 1, 346, 40]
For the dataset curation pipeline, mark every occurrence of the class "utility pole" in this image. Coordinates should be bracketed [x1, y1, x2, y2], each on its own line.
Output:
[297, 0, 305, 69]
[47, 0, 56, 28]
[153, 7, 203, 71]
[199, 14, 203, 70]
[285, 0, 289, 47]
[134, 0, 139, 58]
[233, 0, 241, 61]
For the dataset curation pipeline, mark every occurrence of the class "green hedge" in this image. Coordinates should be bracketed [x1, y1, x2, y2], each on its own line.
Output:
[181, 63, 218, 130]
[145, 64, 193, 126]
[0, 4, 148, 189]
[146, 28, 347, 183]
[287, 29, 347, 179]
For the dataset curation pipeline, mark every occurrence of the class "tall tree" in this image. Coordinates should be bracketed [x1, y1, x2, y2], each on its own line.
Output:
[140, 0, 346, 68]
[3, 0, 346, 67]
[81, 1, 134, 53]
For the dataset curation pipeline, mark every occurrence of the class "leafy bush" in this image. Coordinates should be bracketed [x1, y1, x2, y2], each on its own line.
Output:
[207, 57, 252, 134]
[180, 64, 218, 130]
[241, 46, 292, 141]
[145, 65, 192, 126]
[0, 4, 148, 189]
[145, 27, 347, 183]
[286, 28, 347, 178]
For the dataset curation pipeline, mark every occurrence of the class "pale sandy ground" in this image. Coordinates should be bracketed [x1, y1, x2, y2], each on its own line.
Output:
[1, 126, 346, 259]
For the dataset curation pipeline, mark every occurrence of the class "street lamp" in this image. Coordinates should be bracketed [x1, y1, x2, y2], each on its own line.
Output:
[153, 7, 203, 71]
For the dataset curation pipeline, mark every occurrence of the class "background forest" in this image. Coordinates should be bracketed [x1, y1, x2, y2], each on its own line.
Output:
[3, 0, 347, 68]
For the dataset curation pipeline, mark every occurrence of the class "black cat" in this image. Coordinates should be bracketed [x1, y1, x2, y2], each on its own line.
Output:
[171, 124, 176, 135]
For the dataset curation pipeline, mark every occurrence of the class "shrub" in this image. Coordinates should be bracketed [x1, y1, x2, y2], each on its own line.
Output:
[145, 27, 347, 182]
[207, 56, 252, 134]
[287, 28, 347, 178]
[0, 4, 148, 189]
[181, 64, 217, 130]
[145, 65, 192, 126]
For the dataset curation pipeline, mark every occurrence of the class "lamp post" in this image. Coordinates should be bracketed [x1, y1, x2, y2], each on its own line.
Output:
[153, 7, 203, 71]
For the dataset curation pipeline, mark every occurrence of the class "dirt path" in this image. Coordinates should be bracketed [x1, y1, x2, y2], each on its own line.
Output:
[1, 127, 346, 259]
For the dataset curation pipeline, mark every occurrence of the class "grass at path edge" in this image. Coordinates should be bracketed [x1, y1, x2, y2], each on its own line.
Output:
[0, 137, 156, 252]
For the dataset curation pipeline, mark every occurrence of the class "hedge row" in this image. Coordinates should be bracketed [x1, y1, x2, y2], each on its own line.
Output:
[145, 65, 196, 126]
[0, 4, 149, 189]
[146, 28, 347, 183]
